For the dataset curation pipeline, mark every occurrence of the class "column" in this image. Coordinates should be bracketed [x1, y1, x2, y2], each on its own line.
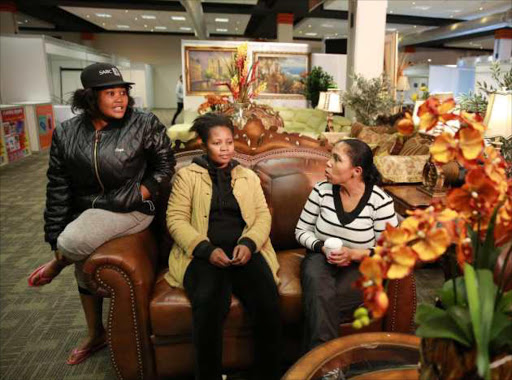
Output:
[346, 0, 387, 83]
[0, 1, 18, 35]
[493, 29, 512, 61]
[277, 13, 293, 43]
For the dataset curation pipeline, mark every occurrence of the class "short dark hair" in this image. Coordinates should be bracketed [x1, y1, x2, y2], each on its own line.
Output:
[337, 139, 382, 186]
[70, 86, 135, 120]
[189, 113, 234, 143]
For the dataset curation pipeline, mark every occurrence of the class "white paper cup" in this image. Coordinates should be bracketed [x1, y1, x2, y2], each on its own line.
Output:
[324, 238, 343, 258]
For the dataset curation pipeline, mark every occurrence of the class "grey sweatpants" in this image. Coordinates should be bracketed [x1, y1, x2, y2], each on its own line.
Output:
[56, 208, 154, 288]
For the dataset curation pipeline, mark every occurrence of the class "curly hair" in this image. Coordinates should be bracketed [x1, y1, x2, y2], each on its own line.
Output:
[70, 86, 135, 120]
[189, 112, 234, 143]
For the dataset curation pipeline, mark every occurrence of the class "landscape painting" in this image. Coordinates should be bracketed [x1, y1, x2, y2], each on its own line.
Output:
[185, 46, 236, 95]
[253, 52, 309, 98]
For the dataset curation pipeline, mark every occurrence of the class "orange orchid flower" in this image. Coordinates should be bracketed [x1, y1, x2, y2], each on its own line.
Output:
[387, 245, 417, 279]
[396, 112, 415, 136]
[495, 184, 512, 246]
[447, 167, 500, 218]
[456, 126, 484, 162]
[417, 97, 457, 131]
[359, 255, 386, 287]
[362, 284, 389, 319]
[401, 215, 451, 261]
[483, 146, 508, 197]
[430, 133, 458, 164]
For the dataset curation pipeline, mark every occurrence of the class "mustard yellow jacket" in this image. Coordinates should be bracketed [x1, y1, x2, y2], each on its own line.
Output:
[165, 163, 280, 288]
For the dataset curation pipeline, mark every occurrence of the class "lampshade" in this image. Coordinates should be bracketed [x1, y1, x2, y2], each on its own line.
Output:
[484, 91, 512, 138]
[317, 90, 342, 113]
[396, 75, 410, 91]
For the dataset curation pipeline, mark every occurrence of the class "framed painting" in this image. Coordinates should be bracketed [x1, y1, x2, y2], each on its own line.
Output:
[184, 46, 236, 96]
[253, 52, 309, 99]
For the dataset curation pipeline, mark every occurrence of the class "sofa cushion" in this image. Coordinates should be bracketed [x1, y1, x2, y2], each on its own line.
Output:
[374, 155, 430, 184]
[150, 249, 306, 337]
[400, 136, 431, 155]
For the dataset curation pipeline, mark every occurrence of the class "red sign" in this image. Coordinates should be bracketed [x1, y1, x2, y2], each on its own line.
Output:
[36, 104, 55, 149]
[1, 107, 31, 162]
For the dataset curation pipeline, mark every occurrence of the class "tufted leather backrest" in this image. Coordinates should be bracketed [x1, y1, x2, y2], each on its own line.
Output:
[154, 148, 330, 267]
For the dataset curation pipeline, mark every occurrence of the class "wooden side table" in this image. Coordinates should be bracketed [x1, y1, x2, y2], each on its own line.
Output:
[383, 185, 432, 217]
[282, 332, 420, 380]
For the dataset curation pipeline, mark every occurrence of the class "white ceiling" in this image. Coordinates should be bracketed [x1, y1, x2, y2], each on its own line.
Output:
[60, 6, 250, 35]
[294, 17, 436, 39]
[323, 0, 512, 20]
[15, 12, 54, 29]
[444, 36, 495, 49]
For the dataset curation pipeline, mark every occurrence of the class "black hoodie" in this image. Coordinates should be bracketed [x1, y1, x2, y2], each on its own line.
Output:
[191, 155, 256, 260]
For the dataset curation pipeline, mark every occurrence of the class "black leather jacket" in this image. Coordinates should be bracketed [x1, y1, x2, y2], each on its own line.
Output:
[44, 109, 175, 250]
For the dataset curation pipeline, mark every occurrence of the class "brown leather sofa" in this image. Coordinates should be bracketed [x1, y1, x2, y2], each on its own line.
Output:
[84, 114, 416, 380]
[81, 143, 417, 380]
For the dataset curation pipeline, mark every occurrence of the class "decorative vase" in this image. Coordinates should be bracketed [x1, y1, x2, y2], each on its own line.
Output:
[419, 338, 512, 380]
[232, 102, 250, 130]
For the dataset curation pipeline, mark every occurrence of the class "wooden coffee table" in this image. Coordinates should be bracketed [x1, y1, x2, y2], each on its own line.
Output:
[383, 185, 433, 217]
[282, 332, 420, 380]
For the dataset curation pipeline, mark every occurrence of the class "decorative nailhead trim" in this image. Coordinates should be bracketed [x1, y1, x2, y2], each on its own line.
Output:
[96, 265, 145, 380]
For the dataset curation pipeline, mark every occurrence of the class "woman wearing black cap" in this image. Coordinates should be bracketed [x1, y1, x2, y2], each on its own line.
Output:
[27, 62, 175, 365]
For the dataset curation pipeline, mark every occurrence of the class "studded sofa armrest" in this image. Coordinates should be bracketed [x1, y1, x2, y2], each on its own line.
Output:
[384, 273, 417, 333]
[82, 229, 158, 380]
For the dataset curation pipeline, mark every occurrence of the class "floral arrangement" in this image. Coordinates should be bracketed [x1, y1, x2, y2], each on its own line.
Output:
[411, 85, 430, 102]
[354, 96, 512, 379]
[216, 42, 266, 103]
[198, 94, 229, 115]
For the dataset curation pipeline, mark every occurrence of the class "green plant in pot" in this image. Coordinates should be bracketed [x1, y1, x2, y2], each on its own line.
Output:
[302, 66, 335, 108]
[353, 96, 512, 380]
[341, 73, 396, 126]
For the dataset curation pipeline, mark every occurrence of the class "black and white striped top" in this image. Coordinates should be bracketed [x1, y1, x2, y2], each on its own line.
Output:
[295, 181, 398, 252]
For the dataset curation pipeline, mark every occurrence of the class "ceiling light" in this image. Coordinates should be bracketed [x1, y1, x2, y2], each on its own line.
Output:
[172, 16, 186, 21]
[308, 24, 311, 28]
[412, 1, 416, 4]
[386, 28, 397, 31]
[450, 15, 454, 18]
[86, 15, 90, 18]
[413, 6, 431, 10]
[25, 19, 28, 23]
[413, 25, 417, 28]
[452, 9, 461, 13]
[180, 27, 192, 31]
[215, 18, 229, 22]
[135, 17, 138, 20]
[17, 21, 23, 24]
[305, 32, 317, 36]
[141, 15, 156, 20]
[479, 7, 483, 11]
[235, 27, 239, 31]
[335, 33, 338, 36]
[216, 28, 228, 32]
[428, 58, 432, 62]
[321, 23, 333, 28]
[125, 10, 128, 13]
[102, 22, 106, 26]
[144, 24, 148, 28]
[96, 13, 112, 18]
[154, 26, 167, 30]
[117, 25, 130, 29]
[389, 10, 393, 13]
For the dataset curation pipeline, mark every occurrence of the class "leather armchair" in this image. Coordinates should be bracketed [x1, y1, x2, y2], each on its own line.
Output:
[82, 147, 417, 380]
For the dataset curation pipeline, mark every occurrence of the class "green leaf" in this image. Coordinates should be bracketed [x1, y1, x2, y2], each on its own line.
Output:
[415, 303, 447, 325]
[490, 323, 512, 353]
[479, 206, 501, 269]
[416, 313, 472, 347]
[496, 290, 512, 314]
[447, 305, 474, 344]
[438, 277, 467, 307]
[490, 311, 512, 343]
[464, 265, 496, 380]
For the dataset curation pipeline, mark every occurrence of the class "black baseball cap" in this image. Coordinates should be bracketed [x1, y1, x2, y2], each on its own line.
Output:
[80, 62, 134, 89]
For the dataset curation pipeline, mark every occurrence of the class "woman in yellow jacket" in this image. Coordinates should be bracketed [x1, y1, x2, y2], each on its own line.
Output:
[165, 113, 281, 380]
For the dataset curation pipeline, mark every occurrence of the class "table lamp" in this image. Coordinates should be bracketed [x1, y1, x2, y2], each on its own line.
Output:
[316, 89, 342, 132]
[484, 90, 512, 140]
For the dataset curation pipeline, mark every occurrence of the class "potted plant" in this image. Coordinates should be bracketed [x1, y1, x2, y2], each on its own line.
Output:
[302, 66, 336, 108]
[353, 96, 512, 380]
[341, 73, 396, 126]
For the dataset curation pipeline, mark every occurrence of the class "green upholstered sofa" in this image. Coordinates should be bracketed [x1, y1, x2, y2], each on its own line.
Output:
[167, 107, 352, 144]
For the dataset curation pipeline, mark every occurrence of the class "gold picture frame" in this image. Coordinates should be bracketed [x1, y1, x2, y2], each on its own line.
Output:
[184, 46, 236, 96]
[253, 52, 309, 99]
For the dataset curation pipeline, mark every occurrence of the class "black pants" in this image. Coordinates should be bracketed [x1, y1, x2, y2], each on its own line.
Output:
[301, 252, 363, 352]
[172, 101, 183, 125]
[184, 254, 282, 380]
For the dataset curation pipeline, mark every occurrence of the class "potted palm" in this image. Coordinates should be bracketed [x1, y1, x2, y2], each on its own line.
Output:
[303, 66, 336, 108]
[353, 96, 512, 380]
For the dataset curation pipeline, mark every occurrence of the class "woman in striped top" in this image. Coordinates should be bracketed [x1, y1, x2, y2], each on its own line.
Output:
[296, 139, 398, 351]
